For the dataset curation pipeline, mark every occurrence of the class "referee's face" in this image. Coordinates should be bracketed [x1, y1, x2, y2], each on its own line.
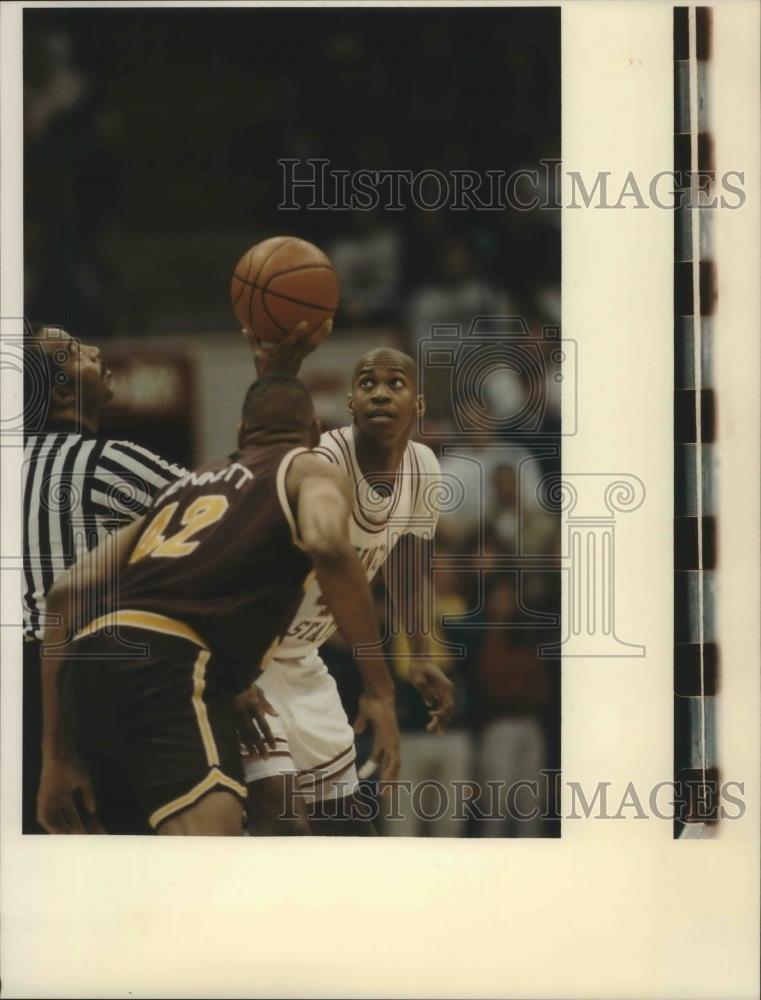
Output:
[43, 328, 114, 417]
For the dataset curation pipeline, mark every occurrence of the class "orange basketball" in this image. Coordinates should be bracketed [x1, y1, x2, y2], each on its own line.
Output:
[230, 236, 340, 341]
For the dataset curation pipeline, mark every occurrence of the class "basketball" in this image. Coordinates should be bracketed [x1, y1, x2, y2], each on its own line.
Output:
[231, 236, 340, 341]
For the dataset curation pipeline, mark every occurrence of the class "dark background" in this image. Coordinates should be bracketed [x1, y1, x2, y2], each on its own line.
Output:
[24, 6, 560, 337]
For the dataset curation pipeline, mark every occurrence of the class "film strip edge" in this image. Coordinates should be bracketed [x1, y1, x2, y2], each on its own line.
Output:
[673, 5, 719, 837]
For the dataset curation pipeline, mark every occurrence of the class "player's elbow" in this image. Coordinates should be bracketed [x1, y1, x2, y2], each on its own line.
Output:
[302, 522, 354, 568]
[46, 569, 72, 609]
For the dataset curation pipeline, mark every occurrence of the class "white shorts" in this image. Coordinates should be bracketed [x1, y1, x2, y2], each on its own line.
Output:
[243, 649, 359, 803]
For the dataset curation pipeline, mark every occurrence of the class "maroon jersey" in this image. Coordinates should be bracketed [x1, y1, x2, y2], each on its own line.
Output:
[114, 443, 312, 689]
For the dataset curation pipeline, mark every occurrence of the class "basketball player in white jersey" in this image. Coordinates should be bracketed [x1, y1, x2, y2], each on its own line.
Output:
[243, 344, 455, 834]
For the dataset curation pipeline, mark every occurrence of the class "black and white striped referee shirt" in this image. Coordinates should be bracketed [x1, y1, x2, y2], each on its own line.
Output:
[23, 419, 186, 641]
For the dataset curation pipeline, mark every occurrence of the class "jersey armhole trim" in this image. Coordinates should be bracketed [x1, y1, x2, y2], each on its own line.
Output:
[276, 447, 310, 551]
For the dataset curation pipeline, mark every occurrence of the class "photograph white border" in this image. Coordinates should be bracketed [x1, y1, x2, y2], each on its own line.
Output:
[1, 2, 759, 997]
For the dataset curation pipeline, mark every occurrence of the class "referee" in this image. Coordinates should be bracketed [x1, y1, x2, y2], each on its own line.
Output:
[23, 325, 186, 833]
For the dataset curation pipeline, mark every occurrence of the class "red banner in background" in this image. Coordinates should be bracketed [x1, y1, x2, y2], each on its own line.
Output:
[99, 351, 196, 470]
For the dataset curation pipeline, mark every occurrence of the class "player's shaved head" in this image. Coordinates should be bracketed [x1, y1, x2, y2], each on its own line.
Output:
[240, 373, 316, 443]
[351, 348, 418, 385]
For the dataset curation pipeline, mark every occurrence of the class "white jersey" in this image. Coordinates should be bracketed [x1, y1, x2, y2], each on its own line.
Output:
[275, 425, 441, 660]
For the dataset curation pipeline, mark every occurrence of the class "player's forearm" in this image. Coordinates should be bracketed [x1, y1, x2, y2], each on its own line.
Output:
[298, 473, 394, 697]
[46, 518, 143, 638]
[405, 630, 433, 658]
[41, 658, 74, 759]
[41, 592, 75, 760]
[384, 535, 434, 656]
[311, 548, 394, 699]
[388, 577, 432, 654]
[79, 518, 144, 611]
[39, 518, 144, 759]
[39, 523, 129, 758]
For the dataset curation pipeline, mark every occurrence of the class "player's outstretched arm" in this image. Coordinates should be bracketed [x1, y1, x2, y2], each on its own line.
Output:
[287, 455, 400, 783]
[37, 517, 145, 833]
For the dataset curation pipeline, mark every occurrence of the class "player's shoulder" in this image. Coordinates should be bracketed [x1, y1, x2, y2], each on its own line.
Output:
[315, 426, 351, 469]
[409, 439, 441, 476]
[287, 449, 352, 503]
[291, 448, 345, 482]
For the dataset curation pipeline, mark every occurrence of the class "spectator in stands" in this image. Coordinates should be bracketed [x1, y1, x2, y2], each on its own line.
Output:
[437, 432, 545, 550]
[328, 212, 402, 326]
[25, 31, 118, 336]
[382, 564, 472, 838]
[491, 462, 558, 555]
[407, 239, 514, 350]
[468, 574, 551, 837]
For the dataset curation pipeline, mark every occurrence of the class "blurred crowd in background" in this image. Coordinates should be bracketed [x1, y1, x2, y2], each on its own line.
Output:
[24, 7, 562, 836]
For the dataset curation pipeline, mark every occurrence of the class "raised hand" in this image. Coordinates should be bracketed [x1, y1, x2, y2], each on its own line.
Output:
[242, 318, 333, 377]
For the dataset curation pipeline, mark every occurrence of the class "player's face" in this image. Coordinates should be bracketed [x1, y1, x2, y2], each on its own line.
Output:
[349, 362, 421, 442]
[45, 328, 114, 414]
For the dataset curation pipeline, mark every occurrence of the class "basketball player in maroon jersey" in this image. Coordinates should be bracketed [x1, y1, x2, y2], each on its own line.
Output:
[37, 373, 400, 836]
